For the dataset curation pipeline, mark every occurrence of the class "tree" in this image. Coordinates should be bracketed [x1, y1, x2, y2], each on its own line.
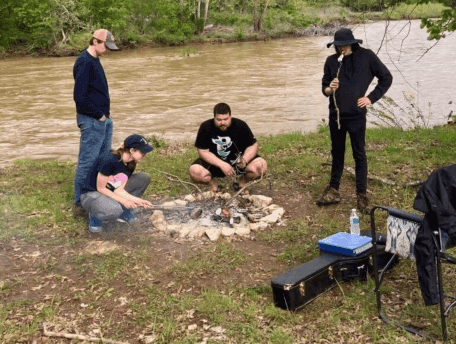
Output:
[253, 0, 270, 32]
[414, 0, 456, 39]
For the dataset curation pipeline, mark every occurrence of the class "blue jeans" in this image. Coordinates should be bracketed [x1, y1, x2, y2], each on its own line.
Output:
[74, 114, 113, 205]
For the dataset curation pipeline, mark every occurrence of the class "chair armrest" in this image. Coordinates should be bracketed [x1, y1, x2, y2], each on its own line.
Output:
[386, 207, 423, 224]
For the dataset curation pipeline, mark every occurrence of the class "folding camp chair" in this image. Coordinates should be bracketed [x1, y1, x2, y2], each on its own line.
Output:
[370, 206, 456, 342]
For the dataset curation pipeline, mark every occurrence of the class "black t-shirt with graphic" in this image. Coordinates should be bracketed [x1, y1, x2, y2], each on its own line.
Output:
[195, 117, 257, 166]
[81, 152, 132, 195]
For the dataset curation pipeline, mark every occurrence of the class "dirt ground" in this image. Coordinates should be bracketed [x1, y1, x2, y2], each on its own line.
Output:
[0, 183, 362, 342]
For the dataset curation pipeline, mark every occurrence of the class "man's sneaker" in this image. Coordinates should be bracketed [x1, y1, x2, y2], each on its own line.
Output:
[88, 213, 103, 234]
[316, 186, 341, 206]
[357, 192, 372, 215]
[117, 209, 139, 224]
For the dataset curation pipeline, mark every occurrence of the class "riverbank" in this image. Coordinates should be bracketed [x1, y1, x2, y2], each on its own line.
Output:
[0, 2, 447, 58]
[1, 124, 455, 342]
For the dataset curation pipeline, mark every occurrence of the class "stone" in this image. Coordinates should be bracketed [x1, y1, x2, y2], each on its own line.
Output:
[178, 227, 190, 238]
[271, 207, 285, 218]
[260, 213, 280, 224]
[184, 194, 196, 202]
[188, 227, 205, 238]
[161, 201, 176, 209]
[250, 221, 269, 231]
[221, 193, 231, 200]
[221, 227, 235, 237]
[206, 227, 221, 242]
[167, 224, 182, 235]
[235, 226, 251, 237]
[251, 195, 272, 208]
[243, 195, 254, 202]
[249, 223, 262, 231]
[266, 204, 281, 212]
[150, 211, 167, 231]
[174, 199, 187, 206]
[202, 191, 213, 199]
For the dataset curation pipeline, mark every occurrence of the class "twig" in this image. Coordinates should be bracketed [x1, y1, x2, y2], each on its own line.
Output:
[321, 163, 423, 187]
[43, 322, 129, 344]
[150, 167, 203, 196]
[334, 278, 345, 299]
[222, 177, 264, 208]
[344, 166, 396, 186]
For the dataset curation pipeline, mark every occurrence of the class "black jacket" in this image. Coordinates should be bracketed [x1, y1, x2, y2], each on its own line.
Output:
[413, 165, 456, 305]
[322, 48, 393, 120]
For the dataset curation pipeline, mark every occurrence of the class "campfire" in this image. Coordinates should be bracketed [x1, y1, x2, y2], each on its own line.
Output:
[149, 192, 285, 241]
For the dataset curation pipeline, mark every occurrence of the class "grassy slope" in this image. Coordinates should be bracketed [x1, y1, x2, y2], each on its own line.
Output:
[1, 124, 456, 342]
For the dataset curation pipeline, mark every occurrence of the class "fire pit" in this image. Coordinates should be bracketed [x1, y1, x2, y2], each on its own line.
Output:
[149, 192, 285, 242]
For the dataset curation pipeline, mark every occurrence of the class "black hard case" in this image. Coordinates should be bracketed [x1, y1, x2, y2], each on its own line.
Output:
[271, 251, 369, 311]
[271, 247, 395, 311]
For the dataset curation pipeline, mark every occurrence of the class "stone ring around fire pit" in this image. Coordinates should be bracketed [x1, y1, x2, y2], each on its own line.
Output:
[148, 191, 285, 242]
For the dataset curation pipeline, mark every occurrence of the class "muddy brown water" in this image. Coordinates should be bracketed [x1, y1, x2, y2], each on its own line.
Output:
[1, 20, 455, 168]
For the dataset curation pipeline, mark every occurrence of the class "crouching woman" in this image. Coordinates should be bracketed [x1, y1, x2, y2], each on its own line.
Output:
[80, 134, 154, 233]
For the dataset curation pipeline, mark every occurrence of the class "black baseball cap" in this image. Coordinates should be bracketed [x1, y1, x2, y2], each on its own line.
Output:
[124, 134, 154, 154]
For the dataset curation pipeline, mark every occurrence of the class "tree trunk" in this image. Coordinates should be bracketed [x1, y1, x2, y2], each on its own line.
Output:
[257, 0, 270, 32]
[197, 0, 201, 19]
[204, 0, 210, 25]
[253, 0, 259, 31]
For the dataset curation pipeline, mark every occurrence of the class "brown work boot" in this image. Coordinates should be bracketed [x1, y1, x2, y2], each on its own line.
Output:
[316, 186, 341, 206]
[357, 192, 372, 215]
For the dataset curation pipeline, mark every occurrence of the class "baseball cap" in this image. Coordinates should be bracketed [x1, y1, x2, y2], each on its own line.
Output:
[92, 29, 119, 50]
[124, 134, 154, 154]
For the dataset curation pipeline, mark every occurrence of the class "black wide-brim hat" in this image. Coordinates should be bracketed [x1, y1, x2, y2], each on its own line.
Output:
[327, 28, 363, 48]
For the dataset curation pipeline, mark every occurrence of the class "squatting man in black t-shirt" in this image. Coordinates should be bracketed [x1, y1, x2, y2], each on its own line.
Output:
[189, 103, 268, 194]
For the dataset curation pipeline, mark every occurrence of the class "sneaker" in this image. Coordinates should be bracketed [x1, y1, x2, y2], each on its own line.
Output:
[88, 213, 103, 233]
[357, 192, 372, 215]
[316, 186, 341, 206]
[117, 209, 139, 224]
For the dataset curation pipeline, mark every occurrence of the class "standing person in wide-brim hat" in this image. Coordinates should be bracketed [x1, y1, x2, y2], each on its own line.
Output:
[316, 28, 393, 214]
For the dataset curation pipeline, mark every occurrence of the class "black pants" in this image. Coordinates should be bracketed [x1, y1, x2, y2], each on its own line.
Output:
[328, 116, 367, 194]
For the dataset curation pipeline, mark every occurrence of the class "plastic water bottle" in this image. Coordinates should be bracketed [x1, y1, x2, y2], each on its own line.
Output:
[350, 209, 360, 236]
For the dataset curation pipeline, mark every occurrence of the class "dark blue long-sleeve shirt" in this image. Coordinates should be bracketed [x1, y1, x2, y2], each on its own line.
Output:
[73, 50, 110, 120]
[322, 48, 392, 120]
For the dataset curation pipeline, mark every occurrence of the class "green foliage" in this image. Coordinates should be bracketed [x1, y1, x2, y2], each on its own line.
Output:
[418, 0, 456, 39]
[340, 0, 391, 11]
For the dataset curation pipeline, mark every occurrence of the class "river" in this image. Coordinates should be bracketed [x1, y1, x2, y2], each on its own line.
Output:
[0, 20, 454, 168]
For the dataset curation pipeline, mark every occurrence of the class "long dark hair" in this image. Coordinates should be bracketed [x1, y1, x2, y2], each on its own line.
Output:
[110, 147, 137, 172]
[334, 43, 361, 57]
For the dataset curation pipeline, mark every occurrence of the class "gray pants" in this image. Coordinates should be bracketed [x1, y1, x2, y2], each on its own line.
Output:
[80, 172, 150, 221]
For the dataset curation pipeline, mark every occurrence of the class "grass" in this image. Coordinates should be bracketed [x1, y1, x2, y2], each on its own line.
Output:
[1, 124, 456, 342]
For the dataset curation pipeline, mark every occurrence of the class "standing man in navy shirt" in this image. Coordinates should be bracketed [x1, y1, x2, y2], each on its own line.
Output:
[73, 29, 119, 207]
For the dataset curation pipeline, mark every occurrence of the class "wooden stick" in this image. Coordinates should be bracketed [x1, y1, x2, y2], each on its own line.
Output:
[222, 176, 264, 208]
[43, 322, 129, 344]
